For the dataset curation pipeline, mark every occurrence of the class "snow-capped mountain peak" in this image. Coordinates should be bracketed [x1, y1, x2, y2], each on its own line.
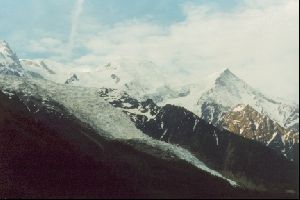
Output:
[0, 40, 24, 76]
[196, 69, 296, 126]
[0, 40, 12, 53]
[215, 68, 241, 85]
[163, 68, 298, 134]
[64, 59, 170, 100]
[0, 40, 10, 52]
[217, 68, 235, 78]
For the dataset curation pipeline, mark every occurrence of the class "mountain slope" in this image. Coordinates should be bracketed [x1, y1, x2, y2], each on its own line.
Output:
[97, 88, 299, 193]
[0, 89, 239, 198]
[1, 79, 298, 198]
[222, 104, 299, 161]
[0, 74, 241, 186]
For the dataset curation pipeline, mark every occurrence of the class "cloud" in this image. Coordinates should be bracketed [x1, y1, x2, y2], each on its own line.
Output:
[71, 0, 298, 101]
[68, 0, 85, 57]
[25, 0, 86, 60]
[17, 0, 298, 102]
[28, 37, 66, 55]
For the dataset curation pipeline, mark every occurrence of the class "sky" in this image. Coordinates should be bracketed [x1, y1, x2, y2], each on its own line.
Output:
[0, 0, 299, 102]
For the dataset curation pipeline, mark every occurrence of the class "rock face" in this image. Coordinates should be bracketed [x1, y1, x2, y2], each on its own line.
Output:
[284, 106, 299, 134]
[222, 104, 299, 161]
[0, 40, 24, 76]
[65, 74, 79, 84]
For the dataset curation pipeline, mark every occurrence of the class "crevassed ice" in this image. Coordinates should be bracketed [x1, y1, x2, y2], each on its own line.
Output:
[0, 75, 237, 187]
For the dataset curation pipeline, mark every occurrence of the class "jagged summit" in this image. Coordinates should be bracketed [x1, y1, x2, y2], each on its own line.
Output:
[0, 40, 9, 49]
[197, 67, 298, 128]
[0, 40, 24, 76]
[162, 65, 299, 134]
[0, 40, 11, 48]
[220, 68, 233, 75]
[219, 68, 237, 77]
[0, 40, 14, 59]
[198, 68, 241, 90]
[0, 40, 17, 60]
[215, 68, 241, 85]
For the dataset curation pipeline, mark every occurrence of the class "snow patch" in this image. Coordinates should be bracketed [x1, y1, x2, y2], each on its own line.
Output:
[267, 132, 278, 146]
[122, 108, 155, 120]
[193, 119, 199, 132]
[213, 131, 219, 146]
[233, 104, 246, 112]
[1, 89, 14, 99]
[160, 129, 168, 140]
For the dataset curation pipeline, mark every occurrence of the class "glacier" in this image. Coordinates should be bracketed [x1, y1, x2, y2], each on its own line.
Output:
[0, 74, 238, 187]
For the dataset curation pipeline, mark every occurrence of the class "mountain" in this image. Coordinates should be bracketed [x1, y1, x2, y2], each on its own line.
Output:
[2, 74, 259, 198]
[16, 50, 300, 136]
[162, 69, 299, 156]
[62, 60, 298, 137]
[63, 62, 299, 159]
[0, 40, 24, 76]
[0, 42, 66, 81]
[0, 40, 298, 198]
[0, 84, 236, 198]
[165, 69, 299, 132]
[199, 69, 298, 131]
[222, 104, 299, 161]
[97, 88, 299, 193]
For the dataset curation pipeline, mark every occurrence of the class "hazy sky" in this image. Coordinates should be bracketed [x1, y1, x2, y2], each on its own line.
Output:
[0, 0, 299, 102]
